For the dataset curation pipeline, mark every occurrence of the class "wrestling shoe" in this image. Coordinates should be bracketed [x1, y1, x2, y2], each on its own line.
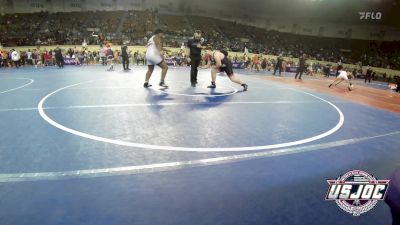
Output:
[159, 82, 168, 88]
[144, 83, 152, 88]
[242, 84, 248, 91]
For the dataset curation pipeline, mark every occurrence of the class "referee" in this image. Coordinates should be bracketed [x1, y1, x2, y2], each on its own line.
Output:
[294, 53, 306, 79]
[121, 42, 130, 71]
[273, 54, 283, 76]
[54, 45, 64, 68]
[187, 30, 204, 87]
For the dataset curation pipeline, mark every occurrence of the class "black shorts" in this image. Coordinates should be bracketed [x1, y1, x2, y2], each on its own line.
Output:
[219, 57, 234, 76]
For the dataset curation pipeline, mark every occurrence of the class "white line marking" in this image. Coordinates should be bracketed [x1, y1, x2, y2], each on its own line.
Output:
[0, 78, 34, 94]
[0, 131, 398, 183]
[37, 79, 345, 152]
[22, 87, 138, 91]
[0, 101, 334, 112]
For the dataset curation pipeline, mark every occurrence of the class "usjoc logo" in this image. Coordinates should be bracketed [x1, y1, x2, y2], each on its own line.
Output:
[359, 12, 382, 20]
[325, 170, 389, 216]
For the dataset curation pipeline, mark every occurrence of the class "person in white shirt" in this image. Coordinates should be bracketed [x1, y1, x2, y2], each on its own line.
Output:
[26, 49, 33, 65]
[11, 49, 21, 68]
[82, 39, 87, 50]
[99, 45, 106, 65]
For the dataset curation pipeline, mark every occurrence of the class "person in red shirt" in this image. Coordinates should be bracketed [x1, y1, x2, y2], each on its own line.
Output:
[0, 51, 3, 68]
[44, 51, 52, 66]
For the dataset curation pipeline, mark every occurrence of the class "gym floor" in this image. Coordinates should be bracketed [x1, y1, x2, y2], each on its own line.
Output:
[0, 65, 399, 225]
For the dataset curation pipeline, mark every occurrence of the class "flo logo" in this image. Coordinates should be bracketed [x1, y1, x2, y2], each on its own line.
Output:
[325, 170, 389, 216]
[359, 12, 382, 20]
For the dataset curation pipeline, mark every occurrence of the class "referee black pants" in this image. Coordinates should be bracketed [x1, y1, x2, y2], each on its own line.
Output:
[190, 56, 201, 84]
[56, 57, 64, 68]
[295, 67, 304, 79]
[365, 74, 371, 83]
[122, 56, 129, 70]
[273, 65, 282, 76]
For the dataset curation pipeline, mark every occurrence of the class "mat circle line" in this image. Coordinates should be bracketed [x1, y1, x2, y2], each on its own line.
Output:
[37, 79, 344, 152]
[0, 78, 34, 94]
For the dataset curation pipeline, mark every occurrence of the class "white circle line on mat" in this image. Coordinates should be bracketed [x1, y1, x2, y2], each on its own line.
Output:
[0, 78, 34, 94]
[37, 79, 344, 152]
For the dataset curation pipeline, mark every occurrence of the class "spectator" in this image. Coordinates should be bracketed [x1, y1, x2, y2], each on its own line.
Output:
[11, 49, 21, 68]
[99, 45, 106, 66]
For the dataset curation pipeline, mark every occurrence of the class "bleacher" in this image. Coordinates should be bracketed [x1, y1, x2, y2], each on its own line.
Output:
[0, 10, 399, 70]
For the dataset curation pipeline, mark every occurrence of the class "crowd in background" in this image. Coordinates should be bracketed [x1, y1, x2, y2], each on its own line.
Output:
[1, 43, 400, 91]
[0, 47, 148, 68]
[0, 45, 390, 78]
[1, 10, 400, 71]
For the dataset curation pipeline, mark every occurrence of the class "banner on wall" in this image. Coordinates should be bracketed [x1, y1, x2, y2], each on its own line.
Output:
[64, 58, 76, 65]
[232, 62, 245, 69]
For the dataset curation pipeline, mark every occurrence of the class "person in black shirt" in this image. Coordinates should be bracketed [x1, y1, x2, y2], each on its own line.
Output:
[273, 54, 283, 76]
[54, 45, 64, 68]
[365, 66, 372, 83]
[121, 42, 130, 71]
[323, 64, 331, 77]
[295, 54, 306, 79]
[187, 30, 204, 87]
[352, 68, 357, 78]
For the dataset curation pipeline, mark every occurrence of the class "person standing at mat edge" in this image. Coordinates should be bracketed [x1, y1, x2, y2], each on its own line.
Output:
[121, 41, 130, 71]
[106, 44, 115, 71]
[99, 45, 106, 66]
[187, 30, 204, 87]
[273, 54, 284, 76]
[54, 45, 64, 68]
[144, 29, 169, 88]
[294, 54, 306, 79]
[11, 49, 21, 68]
